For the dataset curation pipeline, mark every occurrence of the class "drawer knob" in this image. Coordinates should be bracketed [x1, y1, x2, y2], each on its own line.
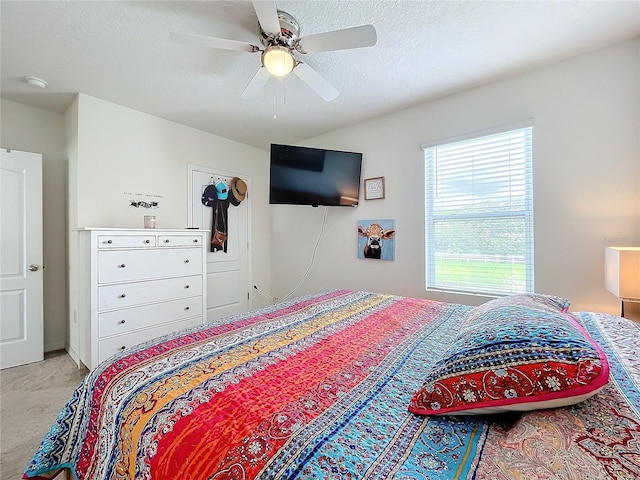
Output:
[118, 319, 126, 324]
[193, 239, 199, 243]
[119, 346, 126, 351]
[164, 239, 170, 243]
[118, 294, 126, 299]
[185, 306, 190, 311]
[106, 240, 113, 244]
[144, 239, 150, 244]
[184, 259, 190, 264]
[119, 263, 126, 268]
[184, 285, 190, 289]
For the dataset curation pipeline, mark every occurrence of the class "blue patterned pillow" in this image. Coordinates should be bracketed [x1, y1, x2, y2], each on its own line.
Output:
[460, 294, 570, 333]
[409, 306, 609, 415]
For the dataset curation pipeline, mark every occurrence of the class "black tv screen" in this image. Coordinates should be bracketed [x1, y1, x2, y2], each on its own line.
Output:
[269, 144, 362, 207]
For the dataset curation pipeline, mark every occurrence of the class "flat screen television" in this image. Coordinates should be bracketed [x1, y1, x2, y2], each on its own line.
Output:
[269, 144, 363, 207]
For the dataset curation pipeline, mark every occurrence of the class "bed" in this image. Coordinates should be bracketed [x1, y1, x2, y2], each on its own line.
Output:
[24, 290, 640, 479]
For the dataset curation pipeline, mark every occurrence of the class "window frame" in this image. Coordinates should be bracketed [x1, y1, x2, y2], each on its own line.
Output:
[423, 123, 534, 296]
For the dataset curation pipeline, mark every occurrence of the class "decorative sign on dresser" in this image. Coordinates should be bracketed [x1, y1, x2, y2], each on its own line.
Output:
[77, 228, 207, 370]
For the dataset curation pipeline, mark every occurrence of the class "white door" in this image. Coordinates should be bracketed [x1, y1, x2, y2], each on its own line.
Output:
[0, 148, 44, 369]
[189, 166, 251, 322]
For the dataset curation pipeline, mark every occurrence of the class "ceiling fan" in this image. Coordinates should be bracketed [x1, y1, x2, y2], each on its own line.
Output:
[170, 1, 377, 102]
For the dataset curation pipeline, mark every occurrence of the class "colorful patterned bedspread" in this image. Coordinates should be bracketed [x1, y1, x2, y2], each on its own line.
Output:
[24, 291, 640, 479]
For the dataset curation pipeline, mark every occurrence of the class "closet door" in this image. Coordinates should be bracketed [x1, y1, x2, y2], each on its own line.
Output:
[189, 166, 251, 323]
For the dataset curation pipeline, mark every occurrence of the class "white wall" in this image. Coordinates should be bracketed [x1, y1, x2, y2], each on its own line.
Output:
[270, 38, 640, 315]
[65, 94, 271, 357]
[65, 97, 79, 353]
[1, 99, 68, 351]
[72, 95, 262, 228]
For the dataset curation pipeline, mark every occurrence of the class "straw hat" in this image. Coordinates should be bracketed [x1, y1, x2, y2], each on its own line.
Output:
[230, 177, 247, 205]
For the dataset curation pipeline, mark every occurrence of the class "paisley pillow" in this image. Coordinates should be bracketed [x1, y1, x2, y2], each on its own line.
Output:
[460, 293, 570, 332]
[408, 306, 609, 415]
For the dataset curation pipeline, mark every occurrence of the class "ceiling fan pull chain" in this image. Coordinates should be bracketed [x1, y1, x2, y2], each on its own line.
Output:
[283, 76, 287, 106]
[273, 79, 277, 120]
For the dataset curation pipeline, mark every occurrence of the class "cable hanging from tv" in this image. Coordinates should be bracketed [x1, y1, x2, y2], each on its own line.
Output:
[253, 206, 328, 302]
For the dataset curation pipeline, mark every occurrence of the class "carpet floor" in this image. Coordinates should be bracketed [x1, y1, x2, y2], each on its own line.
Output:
[0, 350, 87, 479]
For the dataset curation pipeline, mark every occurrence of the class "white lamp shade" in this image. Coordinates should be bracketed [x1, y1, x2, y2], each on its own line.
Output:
[262, 47, 294, 77]
[605, 247, 640, 300]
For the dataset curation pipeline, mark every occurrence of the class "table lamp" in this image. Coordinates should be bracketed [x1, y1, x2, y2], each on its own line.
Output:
[604, 247, 640, 317]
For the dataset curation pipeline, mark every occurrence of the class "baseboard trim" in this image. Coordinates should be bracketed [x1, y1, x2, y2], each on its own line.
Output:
[65, 344, 80, 366]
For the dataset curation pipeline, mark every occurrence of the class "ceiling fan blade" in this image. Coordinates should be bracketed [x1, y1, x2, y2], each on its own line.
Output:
[240, 67, 272, 99]
[292, 62, 339, 102]
[170, 32, 260, 53]
[252, 1, 281, 35]
[298, 24, 377, 53]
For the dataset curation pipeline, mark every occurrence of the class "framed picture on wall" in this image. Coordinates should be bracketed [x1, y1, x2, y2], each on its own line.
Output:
[357, 219, 396, 260]
[364, 177, 385, 200]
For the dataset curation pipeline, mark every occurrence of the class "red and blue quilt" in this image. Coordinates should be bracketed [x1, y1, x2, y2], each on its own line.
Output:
[24, 290, 640, 479]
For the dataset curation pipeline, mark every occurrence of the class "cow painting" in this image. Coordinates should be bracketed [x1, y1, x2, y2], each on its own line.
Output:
[357, 220, 396, 260]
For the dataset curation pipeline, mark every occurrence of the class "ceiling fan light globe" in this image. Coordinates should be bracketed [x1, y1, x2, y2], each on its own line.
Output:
[262, 46, 294, 77]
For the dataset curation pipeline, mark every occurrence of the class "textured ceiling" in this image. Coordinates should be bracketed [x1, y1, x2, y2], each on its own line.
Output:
[1, 1, 639, 150]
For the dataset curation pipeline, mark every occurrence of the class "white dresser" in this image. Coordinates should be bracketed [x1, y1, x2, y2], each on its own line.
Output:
[77, 228, 207, 370]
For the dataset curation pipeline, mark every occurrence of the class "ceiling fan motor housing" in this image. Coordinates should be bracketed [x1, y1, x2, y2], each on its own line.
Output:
[259, 10, 300, 48]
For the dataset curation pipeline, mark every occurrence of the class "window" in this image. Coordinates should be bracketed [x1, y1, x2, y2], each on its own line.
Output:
[423, 126, 533, 295]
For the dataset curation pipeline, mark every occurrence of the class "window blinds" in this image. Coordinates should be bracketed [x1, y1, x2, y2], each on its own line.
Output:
[424, 127, 533, 295]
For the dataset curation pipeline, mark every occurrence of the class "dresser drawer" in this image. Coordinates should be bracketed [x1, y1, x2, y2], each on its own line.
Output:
[97, 235, 156, 248]
[98, 297, 203, 337]
[97, 316, 201, 365]
[158, 235, 204, 247]
[98, 248, 202, 283]
[98, 275, 203, 311]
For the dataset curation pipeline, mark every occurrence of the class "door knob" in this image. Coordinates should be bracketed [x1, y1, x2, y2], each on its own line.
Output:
[29, 264, 40, 272]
